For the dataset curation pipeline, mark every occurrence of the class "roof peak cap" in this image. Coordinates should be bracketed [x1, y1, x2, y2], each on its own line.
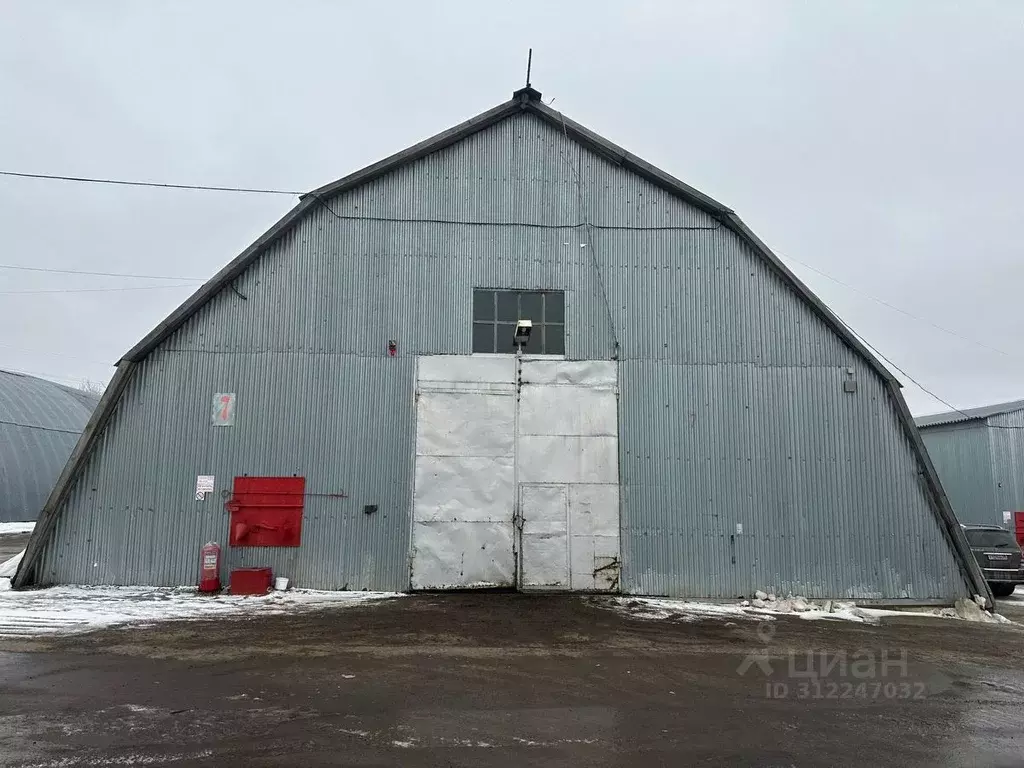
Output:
[512, 86, 543, 104]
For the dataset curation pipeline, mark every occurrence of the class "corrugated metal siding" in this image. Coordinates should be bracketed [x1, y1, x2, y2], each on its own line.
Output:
[0, 371, 97, 523]
[619, 362, 967, 600]
[36, 353, 415, 589]
[35, 111, 970, 599]
[919, 422, 995, 526]
[987, 409, 1024, 525]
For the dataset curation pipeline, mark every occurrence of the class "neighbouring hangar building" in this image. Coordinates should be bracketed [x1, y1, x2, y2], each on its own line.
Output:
[0, 370, 98, 523]
[916, 400, 1024, 528]
[16, 87, 988, 603]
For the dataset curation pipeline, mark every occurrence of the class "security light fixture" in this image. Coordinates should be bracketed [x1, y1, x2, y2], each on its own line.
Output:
[513, 319, 532, 348]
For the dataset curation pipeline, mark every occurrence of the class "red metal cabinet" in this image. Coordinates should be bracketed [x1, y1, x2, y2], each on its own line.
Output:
[230, 567, 273, 595]
[227, 476, 305, 547]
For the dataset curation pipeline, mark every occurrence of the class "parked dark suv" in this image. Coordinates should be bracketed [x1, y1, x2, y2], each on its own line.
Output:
[962, 524, 1024, 598]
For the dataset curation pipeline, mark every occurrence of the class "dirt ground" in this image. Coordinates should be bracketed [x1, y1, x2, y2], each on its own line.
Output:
[1, 592, 1024, 767]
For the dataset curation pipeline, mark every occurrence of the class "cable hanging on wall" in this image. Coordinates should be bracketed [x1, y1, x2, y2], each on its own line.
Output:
[555, 110, 620, 360]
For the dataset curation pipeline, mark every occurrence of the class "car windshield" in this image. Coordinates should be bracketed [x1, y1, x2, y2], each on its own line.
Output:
[965, 529, 1019, 548]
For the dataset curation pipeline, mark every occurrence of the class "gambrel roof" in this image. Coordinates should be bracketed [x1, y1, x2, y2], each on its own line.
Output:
[16, 86, 990, 602]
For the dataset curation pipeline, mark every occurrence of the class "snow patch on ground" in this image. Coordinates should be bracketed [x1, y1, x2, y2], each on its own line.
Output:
[0, 550, 24, 580]
[15, 748, 215, 766]
[615, 594, 1012, 626]
[616, 598, 768, 622]
[0, 522, 35, 536]
[0, 585, 401, 637]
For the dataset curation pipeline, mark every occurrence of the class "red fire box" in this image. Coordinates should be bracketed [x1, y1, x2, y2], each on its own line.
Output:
[228, 476, 305, 547]
[230, 567, 273, 596]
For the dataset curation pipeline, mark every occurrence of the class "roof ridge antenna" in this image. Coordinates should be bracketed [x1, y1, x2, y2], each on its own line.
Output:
[525, 48, 533, 88]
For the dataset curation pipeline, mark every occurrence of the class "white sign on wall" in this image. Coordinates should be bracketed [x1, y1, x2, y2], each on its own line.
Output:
[195, 475, 215, 501]
[1003, 510, 1012, 526]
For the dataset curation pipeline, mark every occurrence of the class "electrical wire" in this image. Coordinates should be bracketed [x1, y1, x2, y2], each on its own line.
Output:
[0, 170, 300, 195]
[0, 342, 109, 365]
[3, 165, 1017, 374]
[0, 168, 1013, 358]
[550, 110, 620, 356]
[303, 192, 716, 231]
[838, 318, 1024, 429]
[0, 263, 205, 280]
[0, 283, 201, 295]
[783, 253, 1017, 360]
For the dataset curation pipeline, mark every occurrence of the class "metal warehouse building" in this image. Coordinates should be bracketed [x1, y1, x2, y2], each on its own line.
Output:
[916, 400, 1024, 527]
[0, 370, 98, 523]
[16, 87, 988, 604]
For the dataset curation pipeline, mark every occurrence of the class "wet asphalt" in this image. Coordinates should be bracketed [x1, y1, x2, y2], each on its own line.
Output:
[1, 592, 1023, 767]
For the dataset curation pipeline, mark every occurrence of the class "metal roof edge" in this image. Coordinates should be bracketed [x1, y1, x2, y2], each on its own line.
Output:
[915, 414, 985, 429]
[525, 100, 734, 217]
[14, 361, 137, 588]
[884, 378, 994, 607]
[915, 399, 1024, 429]
[523, 101, 895, 386]
[722, 214, 898, 385]
[121, 197, 314, 362]
[305, 98, 523, 202]
[122, 98, 524, 363]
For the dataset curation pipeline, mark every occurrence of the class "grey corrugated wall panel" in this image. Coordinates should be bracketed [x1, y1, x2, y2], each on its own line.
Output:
[35, 352, 415, 589]
[0, 371, 97, 522]
[919, 422, 995, 526]
[618, 361, 968, 600]
[35, 110, 972, 599]
[987, 410, 1024, 525]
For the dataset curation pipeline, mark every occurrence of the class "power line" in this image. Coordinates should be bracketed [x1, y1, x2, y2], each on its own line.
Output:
[782, 253, 1017, 360]
[0, 170, 300, 196]
[0, 165, 1015, 363]
[0, 342, 109, 364]
[0, 283, 201, 295]
[838, 317, 1024, 429]
[304, 193, 716, 231]
[0, 263, 205, 281]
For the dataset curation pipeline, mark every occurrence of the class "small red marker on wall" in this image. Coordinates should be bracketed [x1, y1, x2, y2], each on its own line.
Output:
[388, 340, 397, 357]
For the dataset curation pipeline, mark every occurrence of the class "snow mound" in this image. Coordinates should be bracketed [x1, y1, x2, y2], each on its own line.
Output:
[0, 585, 401, 638]
[954, 597, 1011, 623]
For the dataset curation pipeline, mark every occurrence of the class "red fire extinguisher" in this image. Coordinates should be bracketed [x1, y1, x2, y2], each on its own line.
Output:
[198, 541, 221, 593]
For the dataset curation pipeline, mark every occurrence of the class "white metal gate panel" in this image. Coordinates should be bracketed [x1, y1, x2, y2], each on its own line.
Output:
[520, 484, 570, 588]
[410, 356, 516, 589]
[410, 356, 620, 592]
[518, 360, 620, 591]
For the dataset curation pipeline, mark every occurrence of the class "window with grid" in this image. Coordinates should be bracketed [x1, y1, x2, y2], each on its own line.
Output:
[472, 289, 565, 355]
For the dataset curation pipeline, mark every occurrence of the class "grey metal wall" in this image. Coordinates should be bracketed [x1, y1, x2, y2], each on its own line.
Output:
[919, 411, 1024, 528]
[35, 112, 970, 599]
[988, 410, 1024, 521]
[919, 422, 995, 526]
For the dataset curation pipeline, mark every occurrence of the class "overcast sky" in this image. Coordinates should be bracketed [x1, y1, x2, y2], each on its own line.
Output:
[1, 1, 1021, 414]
